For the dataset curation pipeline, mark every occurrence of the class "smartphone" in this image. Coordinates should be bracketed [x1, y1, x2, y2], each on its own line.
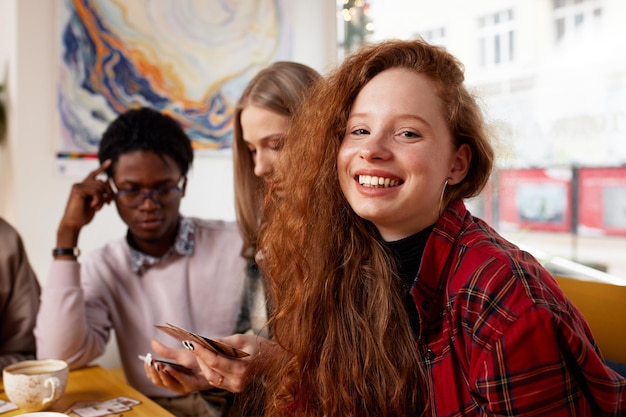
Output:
[138, 354, 194, 374]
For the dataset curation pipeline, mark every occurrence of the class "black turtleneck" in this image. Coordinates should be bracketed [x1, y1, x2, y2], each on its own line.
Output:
[384, 224, 434, 339]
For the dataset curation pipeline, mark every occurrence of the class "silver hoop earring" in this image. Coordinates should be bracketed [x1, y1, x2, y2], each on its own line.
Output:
[438, 179, 449, 217]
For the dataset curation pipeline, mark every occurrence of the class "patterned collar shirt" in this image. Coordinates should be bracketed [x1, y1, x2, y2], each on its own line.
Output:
[128, 216, 195, 274]
[413, 201, 625, 416]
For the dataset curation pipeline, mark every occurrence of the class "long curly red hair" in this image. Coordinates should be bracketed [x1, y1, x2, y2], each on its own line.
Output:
[247, 39, 494, 417]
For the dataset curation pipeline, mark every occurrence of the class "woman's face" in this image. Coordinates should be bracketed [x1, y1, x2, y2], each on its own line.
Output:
[337, 68, 470, 241]
[240, 104, 289, 180]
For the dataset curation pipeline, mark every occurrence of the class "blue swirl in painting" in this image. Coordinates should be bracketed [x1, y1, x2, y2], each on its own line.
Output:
[57, 0, 291, 152]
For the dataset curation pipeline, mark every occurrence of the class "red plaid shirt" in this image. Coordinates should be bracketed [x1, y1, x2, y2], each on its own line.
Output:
[413, 201, 626, 416]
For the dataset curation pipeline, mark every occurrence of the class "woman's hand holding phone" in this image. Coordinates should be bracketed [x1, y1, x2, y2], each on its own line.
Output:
[142, 340, 213, 395]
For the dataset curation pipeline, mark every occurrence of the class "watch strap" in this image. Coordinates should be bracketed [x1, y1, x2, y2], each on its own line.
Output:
[52, 247, 80, 258]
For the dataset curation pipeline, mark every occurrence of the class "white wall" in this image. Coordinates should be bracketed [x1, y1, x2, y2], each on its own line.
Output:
[0, 0, 16, 216]
[0, 0, 337, 283]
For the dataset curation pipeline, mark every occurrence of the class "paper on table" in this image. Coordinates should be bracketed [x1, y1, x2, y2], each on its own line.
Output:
[0, 399, 17, 413]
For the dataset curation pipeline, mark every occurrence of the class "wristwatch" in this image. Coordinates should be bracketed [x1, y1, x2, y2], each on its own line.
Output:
[52, 247, 81, 258]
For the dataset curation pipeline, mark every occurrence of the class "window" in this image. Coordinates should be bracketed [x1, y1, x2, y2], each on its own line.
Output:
[420, 27, 446, 45]
[553, 0, 603, 42]
[478, 9, 515, 68]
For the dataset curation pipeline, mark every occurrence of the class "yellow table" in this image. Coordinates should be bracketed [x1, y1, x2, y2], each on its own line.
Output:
[0, 365, 174, 416]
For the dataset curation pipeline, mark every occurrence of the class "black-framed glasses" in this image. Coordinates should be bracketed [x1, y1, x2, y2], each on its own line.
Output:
[109, 177, 185, 208]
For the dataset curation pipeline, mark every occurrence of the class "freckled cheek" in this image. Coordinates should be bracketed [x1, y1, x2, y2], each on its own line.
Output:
[337, 138, 356, 163]
[336, 150, 354, 193]
[337, 174, 352, 200]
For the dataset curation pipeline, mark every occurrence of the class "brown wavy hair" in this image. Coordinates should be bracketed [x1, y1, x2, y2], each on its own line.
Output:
[250, 39, 494, 416]
[233, 61, 321, 260]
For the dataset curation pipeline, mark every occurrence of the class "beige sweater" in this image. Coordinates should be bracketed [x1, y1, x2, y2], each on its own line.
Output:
[35, 218, 245, 398]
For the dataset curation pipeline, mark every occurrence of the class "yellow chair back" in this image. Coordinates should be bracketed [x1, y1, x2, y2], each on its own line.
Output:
[555, 276, 626, 364]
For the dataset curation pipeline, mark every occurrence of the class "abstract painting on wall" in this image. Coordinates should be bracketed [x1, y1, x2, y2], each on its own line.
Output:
[56, 0, 291, 162]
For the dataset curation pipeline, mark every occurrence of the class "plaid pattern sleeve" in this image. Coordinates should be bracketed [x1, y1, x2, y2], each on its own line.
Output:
[412, 201, 626, 416]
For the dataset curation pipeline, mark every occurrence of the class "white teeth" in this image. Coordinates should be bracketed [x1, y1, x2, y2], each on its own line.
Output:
[358, 175, 400, 188]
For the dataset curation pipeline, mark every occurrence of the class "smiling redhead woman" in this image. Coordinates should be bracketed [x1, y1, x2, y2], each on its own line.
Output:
[248, 39, 626, 417]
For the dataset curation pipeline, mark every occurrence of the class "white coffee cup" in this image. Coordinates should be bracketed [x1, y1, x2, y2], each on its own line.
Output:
[2, 359, 69, 412]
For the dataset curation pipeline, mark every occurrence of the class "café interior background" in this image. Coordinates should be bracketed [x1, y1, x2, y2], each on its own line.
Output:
[1, 0, 625, 367]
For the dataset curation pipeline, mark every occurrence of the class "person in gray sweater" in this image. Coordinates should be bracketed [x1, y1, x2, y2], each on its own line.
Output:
[0, 217, 40, 372]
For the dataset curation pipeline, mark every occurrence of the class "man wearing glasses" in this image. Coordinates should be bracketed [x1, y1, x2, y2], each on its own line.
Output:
[35, 107, 245, 417]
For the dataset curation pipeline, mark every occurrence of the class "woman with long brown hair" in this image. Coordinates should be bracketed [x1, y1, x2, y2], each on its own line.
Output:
[144, 62, 321, 409]
[251, 39, 626, 416]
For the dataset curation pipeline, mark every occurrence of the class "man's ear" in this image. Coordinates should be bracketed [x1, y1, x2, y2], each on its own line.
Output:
[448, 144, 471, 185]
[181, 177, 188, 197]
